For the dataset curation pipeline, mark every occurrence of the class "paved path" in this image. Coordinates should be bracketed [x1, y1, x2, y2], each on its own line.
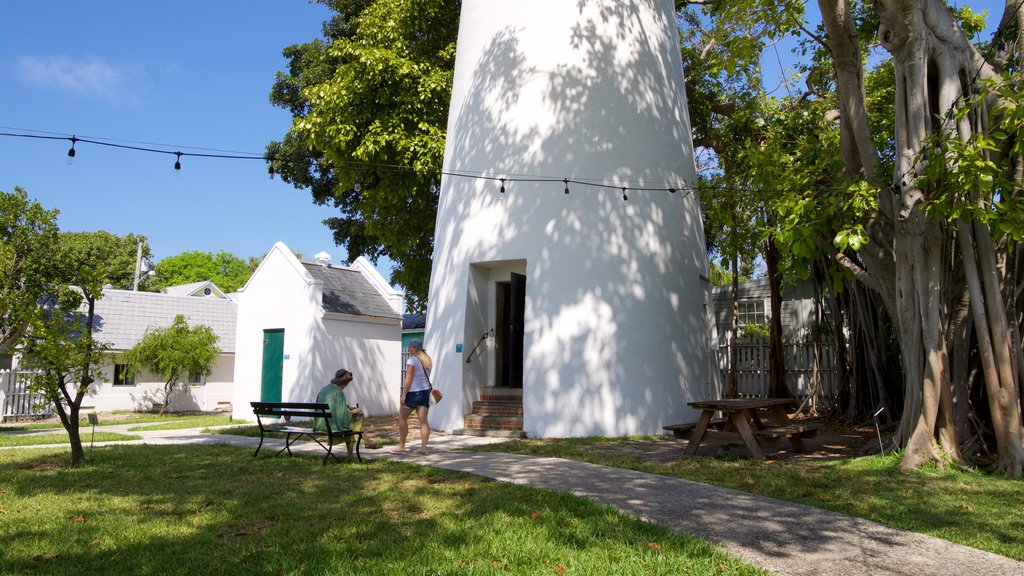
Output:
[4, 425, 1022, 576]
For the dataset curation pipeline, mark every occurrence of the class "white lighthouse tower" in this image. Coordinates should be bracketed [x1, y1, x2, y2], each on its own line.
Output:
[424, 0, 716, 437]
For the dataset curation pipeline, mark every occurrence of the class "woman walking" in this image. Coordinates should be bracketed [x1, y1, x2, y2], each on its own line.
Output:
[393, 339, 432, 454]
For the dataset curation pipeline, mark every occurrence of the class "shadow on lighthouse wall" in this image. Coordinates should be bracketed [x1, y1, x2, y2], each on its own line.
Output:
[432, 0, 716, 436]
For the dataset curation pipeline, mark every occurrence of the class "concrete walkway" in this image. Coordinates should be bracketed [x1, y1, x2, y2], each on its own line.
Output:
[4, 425, 1022, 576]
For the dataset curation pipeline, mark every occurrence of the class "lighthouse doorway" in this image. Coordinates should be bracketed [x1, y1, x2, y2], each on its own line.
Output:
[494, 272, 526, 388]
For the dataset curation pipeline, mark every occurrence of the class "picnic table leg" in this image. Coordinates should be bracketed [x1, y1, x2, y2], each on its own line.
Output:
[684, 410, 715, 455]
[769, 405, 793, 426]
[766, 405, 807, 452]
[730, 410, 766, 459]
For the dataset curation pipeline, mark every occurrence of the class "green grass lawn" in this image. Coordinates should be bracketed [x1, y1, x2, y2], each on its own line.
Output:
[0, 445, 765, 576]
[126, 416, 239, 432]
[467, 437, 1024, 561]
[0, 432, 141, 447]
[1, 412, 235, 431]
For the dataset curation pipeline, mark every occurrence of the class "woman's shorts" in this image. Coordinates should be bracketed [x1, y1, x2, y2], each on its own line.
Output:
[404, 390, 430, 409]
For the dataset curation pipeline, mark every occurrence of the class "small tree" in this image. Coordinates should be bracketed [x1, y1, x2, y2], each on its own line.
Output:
[18, 229, 142, 466]
[122, 315, 220, 414]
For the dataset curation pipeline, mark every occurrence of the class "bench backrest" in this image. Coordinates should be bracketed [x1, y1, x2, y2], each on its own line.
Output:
[251, 401, 331, 422]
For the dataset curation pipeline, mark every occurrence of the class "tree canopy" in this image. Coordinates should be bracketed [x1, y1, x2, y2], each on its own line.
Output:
[267, 0, 459, 312]
[0, 188, 59, 352]
[152, 250, 252, 294]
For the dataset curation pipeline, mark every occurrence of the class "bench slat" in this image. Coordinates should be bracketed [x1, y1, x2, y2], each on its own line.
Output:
[754, 424, 819, 439]
[663, 418, 728, 439]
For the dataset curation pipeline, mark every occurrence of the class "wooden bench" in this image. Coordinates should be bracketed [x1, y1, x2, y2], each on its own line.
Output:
[250, 401, 362, 464]
[754, 423, 819, 452]
[663, 418, 728, 439]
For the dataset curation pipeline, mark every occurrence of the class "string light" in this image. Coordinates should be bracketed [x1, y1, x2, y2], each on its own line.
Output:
[430, 178, 438, 193]
[0, 130, 723, 197]
[66, 135, 77, 165]
[622, 187, 628, 202]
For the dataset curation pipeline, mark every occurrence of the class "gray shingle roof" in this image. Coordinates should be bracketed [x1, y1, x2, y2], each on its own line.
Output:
[163, 280, 227, 299]
[92, 289, 237, 352]
[301, 262, 401, 319]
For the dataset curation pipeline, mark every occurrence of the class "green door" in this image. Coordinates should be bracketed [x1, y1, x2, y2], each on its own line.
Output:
[260, 329, 284, 403]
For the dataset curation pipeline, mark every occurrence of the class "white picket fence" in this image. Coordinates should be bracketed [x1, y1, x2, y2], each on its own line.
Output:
[0, 370, 52, 422]
[718, 339, 837, 402]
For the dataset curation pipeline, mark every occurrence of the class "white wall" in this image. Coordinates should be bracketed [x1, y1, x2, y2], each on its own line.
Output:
[87, 354, 234, 413]
[425, 0, 715, 437]
[231, 243, 402, 421]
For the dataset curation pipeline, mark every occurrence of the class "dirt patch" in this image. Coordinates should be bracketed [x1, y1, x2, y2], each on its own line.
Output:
[361, 414, 431, 446]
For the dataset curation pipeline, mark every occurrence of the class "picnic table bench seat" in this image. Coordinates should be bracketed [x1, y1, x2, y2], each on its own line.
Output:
[250, 401, 362, 464]
[663, 418, 728, 439]
[753, 423, 819, 453]
[753, 423, 819, 439]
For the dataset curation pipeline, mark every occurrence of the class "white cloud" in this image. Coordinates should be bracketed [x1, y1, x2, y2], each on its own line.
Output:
[17, 55, 135, 104]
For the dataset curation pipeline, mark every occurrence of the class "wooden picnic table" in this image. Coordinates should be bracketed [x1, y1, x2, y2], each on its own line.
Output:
[683, 398, 816, 459]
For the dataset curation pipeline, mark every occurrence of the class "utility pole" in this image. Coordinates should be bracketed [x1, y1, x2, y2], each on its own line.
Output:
[133, 239, 143, 291]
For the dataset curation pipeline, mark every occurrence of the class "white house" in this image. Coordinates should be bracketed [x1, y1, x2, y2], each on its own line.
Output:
[88, 287, 237, 412]
[231, 242, 404, 422]
[424, 0, 717, 438]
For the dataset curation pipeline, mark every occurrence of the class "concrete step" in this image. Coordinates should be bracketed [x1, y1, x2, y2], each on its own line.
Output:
[452, 427, 527, 439]
[463, 414, 523, 431]
[471, 400, 523, 417]
[479, 387, 522, 402]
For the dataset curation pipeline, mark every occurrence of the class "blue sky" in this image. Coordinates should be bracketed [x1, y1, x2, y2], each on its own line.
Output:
[1, 0, 348, 267]
[0, 0, 1009, 275]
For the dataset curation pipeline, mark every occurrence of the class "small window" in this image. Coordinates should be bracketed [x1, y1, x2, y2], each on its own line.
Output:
[114, 364, 135, 387]
[189, 371, 205, 385]
[737, 299, 766, 327]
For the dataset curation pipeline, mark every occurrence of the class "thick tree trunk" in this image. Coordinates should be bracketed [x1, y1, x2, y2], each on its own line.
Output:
[729, 252, 739, 398]
[874, 0, 1022, 475]
[764, 237, 791, 398]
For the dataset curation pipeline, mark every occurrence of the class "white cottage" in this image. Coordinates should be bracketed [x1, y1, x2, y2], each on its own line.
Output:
[89, 287, 237, 412]
[425, 0, 717, 438]
[231, 242, 404, 421]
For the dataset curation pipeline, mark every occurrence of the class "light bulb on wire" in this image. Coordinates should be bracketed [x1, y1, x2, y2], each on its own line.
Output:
[174, 152, 182, 176]
[66, 136, 77, 165]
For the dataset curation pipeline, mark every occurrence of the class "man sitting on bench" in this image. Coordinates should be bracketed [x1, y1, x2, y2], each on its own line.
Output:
[315, 369, 379, 460]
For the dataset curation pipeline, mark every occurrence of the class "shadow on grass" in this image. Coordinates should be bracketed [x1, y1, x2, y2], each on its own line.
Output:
[467, 438, 1024, 562]
[0, 444, 764, 575]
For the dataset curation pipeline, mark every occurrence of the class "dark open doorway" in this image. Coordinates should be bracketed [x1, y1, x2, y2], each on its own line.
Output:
[495, 273, 526, 388]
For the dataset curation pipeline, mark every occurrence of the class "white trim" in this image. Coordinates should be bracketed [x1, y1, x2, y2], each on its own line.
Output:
[350, 256, 405, 314]
[237, 241, 318, 293]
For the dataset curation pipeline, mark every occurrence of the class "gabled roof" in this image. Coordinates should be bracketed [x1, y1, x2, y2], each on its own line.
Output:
[301, 262, 402, 320]
[92, 289, 237, 352]
[163, 280, 229, 299]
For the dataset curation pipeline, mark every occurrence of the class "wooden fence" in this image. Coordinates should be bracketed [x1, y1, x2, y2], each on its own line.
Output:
[718, 339, 838, 403]
[0, 370, 52, 422]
